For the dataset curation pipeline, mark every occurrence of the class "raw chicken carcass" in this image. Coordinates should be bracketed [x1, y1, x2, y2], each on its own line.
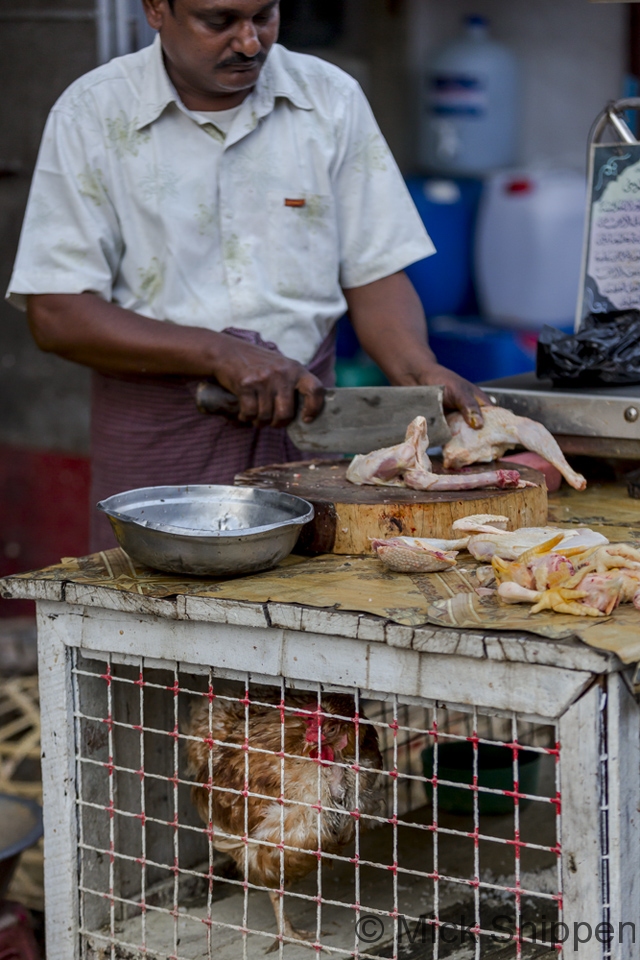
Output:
[467, 526, 608, 562]
[371, 536, 467, 573]
[495, 539, 640, 618]
[346, 417, 426, 486]
[187, 693, 383, 950]
[443, 406, 587, 491]
[347, 416, 526, 491]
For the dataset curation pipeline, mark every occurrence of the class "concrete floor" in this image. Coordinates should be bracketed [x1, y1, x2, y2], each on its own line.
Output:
[84, 758, 559, 960]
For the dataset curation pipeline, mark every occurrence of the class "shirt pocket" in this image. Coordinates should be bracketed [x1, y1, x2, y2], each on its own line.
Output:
[266, 190, 339, 301]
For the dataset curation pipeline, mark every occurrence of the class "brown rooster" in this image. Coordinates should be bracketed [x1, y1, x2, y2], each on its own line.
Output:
[187, 691, 383, 950]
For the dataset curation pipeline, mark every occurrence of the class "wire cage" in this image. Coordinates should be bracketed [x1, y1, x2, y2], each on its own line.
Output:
[72, 651, 565, 960]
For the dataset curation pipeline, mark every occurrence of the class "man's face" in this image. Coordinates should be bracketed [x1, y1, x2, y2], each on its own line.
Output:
[144, 0, 280, 101]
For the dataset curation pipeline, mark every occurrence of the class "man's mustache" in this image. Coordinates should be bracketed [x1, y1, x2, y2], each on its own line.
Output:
[217, 51, 267, 69]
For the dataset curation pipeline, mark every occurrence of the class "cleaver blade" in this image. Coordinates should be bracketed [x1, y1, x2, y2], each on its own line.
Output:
[196, 383, 450, 454]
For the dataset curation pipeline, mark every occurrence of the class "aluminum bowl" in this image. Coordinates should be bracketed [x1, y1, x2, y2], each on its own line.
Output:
[97, 485, 314, 577]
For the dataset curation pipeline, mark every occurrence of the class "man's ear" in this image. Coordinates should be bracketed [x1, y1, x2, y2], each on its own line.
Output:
[141, 0, 170, 31]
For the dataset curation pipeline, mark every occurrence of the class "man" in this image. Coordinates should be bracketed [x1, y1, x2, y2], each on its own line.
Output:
[8, 0, 488, 549]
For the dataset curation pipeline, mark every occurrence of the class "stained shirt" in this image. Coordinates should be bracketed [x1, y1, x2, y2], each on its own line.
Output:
[7, 37, 435, 365]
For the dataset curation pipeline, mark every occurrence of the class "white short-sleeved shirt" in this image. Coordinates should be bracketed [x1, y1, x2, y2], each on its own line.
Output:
[7, 38, 434, 365]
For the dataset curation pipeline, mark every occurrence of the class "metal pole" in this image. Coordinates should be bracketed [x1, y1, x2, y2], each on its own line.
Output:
[96, 0, 112, 64]
[114, 0, 131, 56]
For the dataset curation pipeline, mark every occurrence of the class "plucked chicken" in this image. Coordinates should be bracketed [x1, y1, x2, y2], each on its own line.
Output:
[347, 416, 525, 491]
[465, 526, 608, 562]
[494, 538, 640, 617]
[187, 692, 383, 950]
[443, 407, 587, 491]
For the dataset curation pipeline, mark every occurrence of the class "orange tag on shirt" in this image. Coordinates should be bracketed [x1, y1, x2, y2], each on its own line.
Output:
[284, 198, 306, 208]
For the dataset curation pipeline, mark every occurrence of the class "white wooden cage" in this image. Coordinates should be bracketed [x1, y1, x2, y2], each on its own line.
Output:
[20, 590, 640, 960]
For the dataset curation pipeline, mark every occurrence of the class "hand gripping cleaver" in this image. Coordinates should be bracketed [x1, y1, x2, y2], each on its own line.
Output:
[195, 383, 451, 454]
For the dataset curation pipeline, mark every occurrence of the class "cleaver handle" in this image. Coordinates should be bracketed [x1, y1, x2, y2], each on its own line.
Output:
[196, 382, 241, 417]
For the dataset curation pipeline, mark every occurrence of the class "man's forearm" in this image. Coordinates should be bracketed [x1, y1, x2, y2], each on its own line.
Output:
[27, 293, 230, 376]
[344, 271, 490, 426]
[343, 271, 438, 382]
[26, 292, 325, 427]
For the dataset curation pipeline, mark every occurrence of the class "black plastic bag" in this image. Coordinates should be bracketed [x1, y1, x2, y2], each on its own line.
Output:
[537, 311, 640, 387]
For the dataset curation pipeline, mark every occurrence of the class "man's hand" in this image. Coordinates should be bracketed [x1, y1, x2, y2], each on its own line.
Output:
[407, 362, 491, 429]
[213, 334, 325, 428]
[344, 272, 491, 429]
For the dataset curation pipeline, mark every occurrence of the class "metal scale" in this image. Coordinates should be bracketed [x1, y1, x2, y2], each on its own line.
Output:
[482, 98, 640, 459]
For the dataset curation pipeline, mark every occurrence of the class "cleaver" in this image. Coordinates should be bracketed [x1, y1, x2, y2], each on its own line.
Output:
[195, 382, 451, 454]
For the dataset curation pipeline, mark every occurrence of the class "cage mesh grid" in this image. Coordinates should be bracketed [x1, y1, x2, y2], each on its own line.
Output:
[71, 650, 563, 960]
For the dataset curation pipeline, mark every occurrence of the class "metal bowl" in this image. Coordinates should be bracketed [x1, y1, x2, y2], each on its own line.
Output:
[97, 485, 314, 577]
[0, 794, 43, 899]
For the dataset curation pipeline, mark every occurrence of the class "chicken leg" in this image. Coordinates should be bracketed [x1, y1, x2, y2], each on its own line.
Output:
[267, 891, 317, 953]
[443, 406, 586, 491]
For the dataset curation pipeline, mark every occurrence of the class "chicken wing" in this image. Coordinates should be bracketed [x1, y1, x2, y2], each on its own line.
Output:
[443, 406, 587, 491]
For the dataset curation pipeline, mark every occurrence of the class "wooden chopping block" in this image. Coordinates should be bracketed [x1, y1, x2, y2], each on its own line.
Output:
[235, 459, 548, 555]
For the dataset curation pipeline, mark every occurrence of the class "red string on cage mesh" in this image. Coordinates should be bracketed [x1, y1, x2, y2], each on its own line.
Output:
[100, 666, 112, 686]
[103, 757, 115, 777]
[135, 672, 145, 687]
[102, 714, 114, 733]
[136, 811, 147, 826]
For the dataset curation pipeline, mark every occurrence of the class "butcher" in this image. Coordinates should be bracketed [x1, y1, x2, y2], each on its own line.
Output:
[7, 0, 489, 550]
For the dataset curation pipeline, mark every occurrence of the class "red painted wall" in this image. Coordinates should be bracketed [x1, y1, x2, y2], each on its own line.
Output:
[0, 446, 90, 617]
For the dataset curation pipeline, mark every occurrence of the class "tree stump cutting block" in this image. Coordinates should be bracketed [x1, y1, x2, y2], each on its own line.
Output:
[235, 459, 548, 555]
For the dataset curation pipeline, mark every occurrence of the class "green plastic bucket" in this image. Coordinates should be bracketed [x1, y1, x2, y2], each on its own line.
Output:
[421, 741, 541, 816]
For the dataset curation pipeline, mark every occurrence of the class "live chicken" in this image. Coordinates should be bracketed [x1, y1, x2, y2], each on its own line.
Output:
[187, 693, 383, 950]
[347, 416, 525, 491]
[443, 406, 587, 491]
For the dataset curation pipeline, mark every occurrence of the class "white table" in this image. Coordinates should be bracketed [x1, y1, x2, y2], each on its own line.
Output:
[3, 574, 639, 960]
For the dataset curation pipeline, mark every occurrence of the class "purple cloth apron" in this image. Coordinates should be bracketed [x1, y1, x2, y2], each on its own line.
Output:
[90, 328, 336, 551]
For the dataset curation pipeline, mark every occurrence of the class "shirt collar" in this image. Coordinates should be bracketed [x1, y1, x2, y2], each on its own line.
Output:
[134, 37, 313, 134]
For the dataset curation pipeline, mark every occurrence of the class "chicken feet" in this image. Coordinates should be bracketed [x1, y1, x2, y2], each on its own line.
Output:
[267, 891, 318, 953]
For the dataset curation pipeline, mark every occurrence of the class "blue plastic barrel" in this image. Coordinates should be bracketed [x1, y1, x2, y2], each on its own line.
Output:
[405, 177, 478, 318]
